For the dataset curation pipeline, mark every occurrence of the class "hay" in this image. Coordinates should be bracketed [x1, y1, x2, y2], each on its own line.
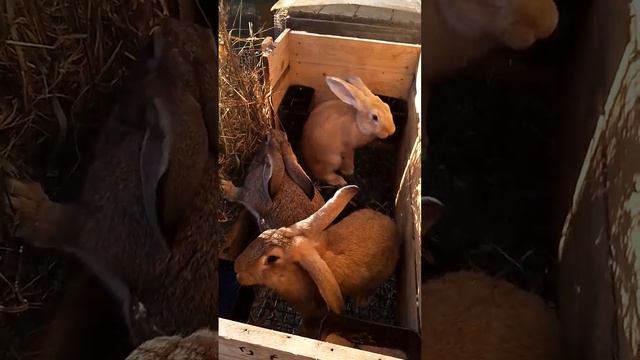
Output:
[0, 0, 165, 177]
[218, 1, 271, 181]
[0, 1, 164, 358]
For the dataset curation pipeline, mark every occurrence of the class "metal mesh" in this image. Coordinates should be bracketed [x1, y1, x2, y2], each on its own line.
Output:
[248, 276, 398, 334]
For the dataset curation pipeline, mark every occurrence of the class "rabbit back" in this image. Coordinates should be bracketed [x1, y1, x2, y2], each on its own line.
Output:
[266, 174, 325, 229]
[421, 271, 564, 360]
[322, 208, 399, 296]
[301, 101, 368, 180]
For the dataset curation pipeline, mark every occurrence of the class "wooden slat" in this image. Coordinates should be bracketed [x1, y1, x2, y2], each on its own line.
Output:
[318, 4, 359, 16]
[271, 0, 421, 13]
[601, 57, 640, 359]
[264, 29, 293, 116]
[289, 62, 413, 104]
[288, 31, 420, 73]
[219, 318, 403, 360]
[354, 6, 393, 21]
[265, 29, 291, 93]
[393, 57, 421, 333]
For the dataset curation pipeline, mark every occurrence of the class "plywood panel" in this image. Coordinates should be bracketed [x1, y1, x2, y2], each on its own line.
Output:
[289, 62, 414, 104]
[558, 6, 640, 358]
[271, 0, 421, 13]
[393, 80, 421, 333]
[557, 136, 615, 360]
[288, 31, 420, 74]
[219, 319, 403, 360]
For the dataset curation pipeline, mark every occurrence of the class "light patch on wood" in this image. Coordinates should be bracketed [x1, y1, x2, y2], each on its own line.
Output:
[560, 4, 640, 356]
[219, 318, 403, 360]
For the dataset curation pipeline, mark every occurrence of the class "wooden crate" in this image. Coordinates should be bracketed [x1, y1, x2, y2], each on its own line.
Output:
[219, 29, 421, 359]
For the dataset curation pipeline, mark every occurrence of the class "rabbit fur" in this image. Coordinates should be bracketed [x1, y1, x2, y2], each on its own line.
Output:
[222, 128, 325, 231]
[419, 197, 563, 359]
[421, 271, 564, 360]
[3, 20, 219, 346]
[234, 185, 398, 338]
[125, 328, 218, 360]
[301, 75, 396, 186]
[424, 0, 559, 82]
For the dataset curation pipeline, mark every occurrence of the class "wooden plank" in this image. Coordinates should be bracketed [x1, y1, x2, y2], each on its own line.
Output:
[354, 6, 393, 22]
[272, 0, 421, 13]
[285, 17, 420, 44]
[289, 5, 326, 15]
[288, 31, 420, 73]
[602, 57, 640, 359]
[393, 58, 421, 333]
[265, 28, 291, 94]
[390, 10, 420, 25]
[264, 29, 293, 118]
[556, 136, 615, 360]
[557, 4, 639, 358]
[219, 318, 404, 360]
[318, 4, 359, 17]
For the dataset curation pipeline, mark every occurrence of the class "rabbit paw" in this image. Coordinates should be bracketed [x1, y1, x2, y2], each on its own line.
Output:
[325, 174, 347, 187]
[3, 178, 56, 245]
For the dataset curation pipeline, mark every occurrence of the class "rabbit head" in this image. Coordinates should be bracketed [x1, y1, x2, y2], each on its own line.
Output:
[234, 185, 361, 315]
[438, 0, 558, 50]
[325, 76, 396, 139]
[223, 128, 317, 230]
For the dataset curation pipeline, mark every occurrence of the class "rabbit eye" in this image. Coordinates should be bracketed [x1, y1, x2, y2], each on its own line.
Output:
[371, 114, 379, 122]
[265, 255, 279, 265]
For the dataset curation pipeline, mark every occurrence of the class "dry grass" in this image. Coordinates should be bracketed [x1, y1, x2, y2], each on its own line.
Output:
[0, 1, 164, 357]
[218, 1, 271, 179]
[218, 0, 272, 224]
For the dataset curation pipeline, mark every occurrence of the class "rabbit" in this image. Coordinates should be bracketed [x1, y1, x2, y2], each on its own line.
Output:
[221, 128, 325, 231]
[421, 271, 564, 360]
[153, 17, 217, 156]
[301, 75, 396, 186]
[234, 185, 399, 338]
[3, 22, 219, 346]
[424, 0, 559, 82]
[125, 328, 218, 360]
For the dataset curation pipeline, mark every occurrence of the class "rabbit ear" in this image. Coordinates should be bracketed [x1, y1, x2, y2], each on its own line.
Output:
[140, 98, 172, 253]
[262, 150, 276, 202]
[293, 241, 345, 314]
[422, 196, 444, 234]
[279, 136, 315, 200]
[296, 185, 359, 235]
[325, 76, 365, 110]
[345, 75, 375, 97]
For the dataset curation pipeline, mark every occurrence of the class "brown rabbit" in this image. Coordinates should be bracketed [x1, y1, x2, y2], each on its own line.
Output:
[221, 128, 325, 231]
[424, 0, 559, 82]
[125, 328, 218, 360]
[3, 23, 219, 346]
[234, 185, 398, 338]
[421, 271, 564, 360]
[154, 18, 217, 156]
[301, 76, 396, 186]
